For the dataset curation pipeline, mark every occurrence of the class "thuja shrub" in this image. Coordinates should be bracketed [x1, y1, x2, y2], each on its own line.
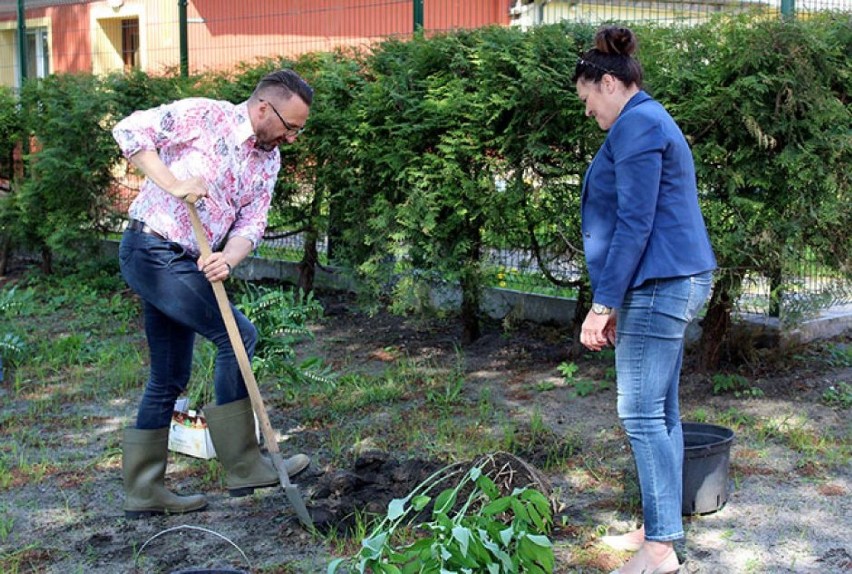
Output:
[327, 17, 849, 351]
[275, 50, 366, 292]
[105, 67, 197, 122]
[3, 15, 848, 355]
[0, 86, 22, 180]
[0, 85, 24, 273]
[637, 14, 851, 365]
[11, 74, 123, 273]
[337, 25, 593, 341]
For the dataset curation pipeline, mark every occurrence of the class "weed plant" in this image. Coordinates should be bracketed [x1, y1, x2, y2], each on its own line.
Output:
[711, 373, 765, 398]
[557, 360, 612, 398]
[328, 459, 554, 574]
[234, 282, 334, 386]
[822, 382, 852, 408]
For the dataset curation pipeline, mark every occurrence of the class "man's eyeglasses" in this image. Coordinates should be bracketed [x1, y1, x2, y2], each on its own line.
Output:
[259, 98, 305, 136]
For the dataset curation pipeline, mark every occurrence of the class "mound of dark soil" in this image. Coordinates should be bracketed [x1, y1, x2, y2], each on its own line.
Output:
[305, 450, 554, 535]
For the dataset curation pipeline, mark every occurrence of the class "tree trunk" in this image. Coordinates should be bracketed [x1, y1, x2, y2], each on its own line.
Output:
[297, 186, 324, 294]
[697, 271, 741, 371]
[768, 265, 782, 318]
[0, 235, 9, 276]
[41, 246, 52, 275]
[459, 227, 483, 345]
[460, 270, 482, 345]
[297, 228, 317, 295]
[326, 200, 342, 263]
[568, 282, 590, 360]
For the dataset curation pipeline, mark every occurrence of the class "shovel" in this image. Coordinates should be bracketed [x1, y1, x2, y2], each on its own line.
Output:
[185, 198, 314, 529]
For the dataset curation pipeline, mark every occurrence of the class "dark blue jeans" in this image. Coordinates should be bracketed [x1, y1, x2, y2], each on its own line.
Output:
[119, 229, 257, 429]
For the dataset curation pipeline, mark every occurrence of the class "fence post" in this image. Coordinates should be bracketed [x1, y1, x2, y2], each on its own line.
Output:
[413, 0, 424, 31]
[781, 0, 795, 19]
[17, 0, 27, 85]
[179, 0, 188, 77]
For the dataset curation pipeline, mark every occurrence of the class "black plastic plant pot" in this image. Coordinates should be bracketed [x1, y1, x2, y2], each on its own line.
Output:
[682, 422, 735, 515]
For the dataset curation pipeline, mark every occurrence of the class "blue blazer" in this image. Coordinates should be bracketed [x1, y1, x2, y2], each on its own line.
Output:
[581, 91, 716, 308]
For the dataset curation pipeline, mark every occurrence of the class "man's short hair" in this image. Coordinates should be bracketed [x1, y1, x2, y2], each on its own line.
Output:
[254, 69, 313, 106]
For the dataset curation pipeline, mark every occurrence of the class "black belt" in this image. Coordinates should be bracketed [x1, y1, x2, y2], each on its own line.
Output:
[127, 219, 166, 240]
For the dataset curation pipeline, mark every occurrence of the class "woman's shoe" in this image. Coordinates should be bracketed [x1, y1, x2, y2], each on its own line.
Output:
[608, 549, 680, 574]
[600, 534, 643, 552]
[609, 567, 679, 574]
[600, 525, 645, 552]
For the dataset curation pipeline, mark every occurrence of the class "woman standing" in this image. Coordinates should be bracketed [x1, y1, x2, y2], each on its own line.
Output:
[572, 26, 716, 574]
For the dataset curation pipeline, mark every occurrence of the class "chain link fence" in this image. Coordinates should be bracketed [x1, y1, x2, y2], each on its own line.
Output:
[2, 0, 850, 318]
[2, 0, 849, 84]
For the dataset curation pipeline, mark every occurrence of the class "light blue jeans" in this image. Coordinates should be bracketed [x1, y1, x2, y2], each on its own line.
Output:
[119, 229, 257, 430]
[615, 271, 713, 541]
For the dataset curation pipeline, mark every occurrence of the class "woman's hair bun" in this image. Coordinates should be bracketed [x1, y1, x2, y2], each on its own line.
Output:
[594, 26, 638, 57]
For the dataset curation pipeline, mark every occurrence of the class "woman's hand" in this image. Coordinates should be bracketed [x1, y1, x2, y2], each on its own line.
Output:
[580, 310, 617, 351]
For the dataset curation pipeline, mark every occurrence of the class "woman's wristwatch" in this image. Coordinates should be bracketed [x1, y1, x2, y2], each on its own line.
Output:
[591, 303, 613, 315]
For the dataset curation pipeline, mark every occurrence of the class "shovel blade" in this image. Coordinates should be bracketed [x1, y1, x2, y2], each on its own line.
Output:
[271, 452, 314, 529]
[284, 484, 314, 529]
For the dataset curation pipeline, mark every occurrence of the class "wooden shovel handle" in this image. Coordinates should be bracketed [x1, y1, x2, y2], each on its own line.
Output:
[185, 199, 291, 483]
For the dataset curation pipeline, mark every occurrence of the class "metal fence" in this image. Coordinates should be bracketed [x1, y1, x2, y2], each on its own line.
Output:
[1, 0, 849, 86]
[258, 232, 851, 322]
[3, 0, 850, 319]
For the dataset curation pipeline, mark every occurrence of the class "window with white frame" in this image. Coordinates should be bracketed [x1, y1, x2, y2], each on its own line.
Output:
[23, 27, 50, 83]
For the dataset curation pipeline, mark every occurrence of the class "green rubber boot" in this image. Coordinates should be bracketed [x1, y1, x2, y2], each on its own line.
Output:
[122, 427, 208, 519]
[204, 398, 310, 497]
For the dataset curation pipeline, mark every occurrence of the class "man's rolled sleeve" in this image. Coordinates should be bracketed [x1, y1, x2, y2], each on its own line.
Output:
[113, 107, 167, 159]
[112, 99, 203, 159]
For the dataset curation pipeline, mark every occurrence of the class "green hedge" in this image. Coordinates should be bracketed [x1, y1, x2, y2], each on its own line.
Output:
[0, 15, 849, 358]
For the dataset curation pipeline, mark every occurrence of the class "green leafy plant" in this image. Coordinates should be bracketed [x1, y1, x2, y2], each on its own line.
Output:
[185, 340, 217, 408]
[425, 351, 468, 409]
[234, 282, 333, 384]
[569, 379, 611, 398]
[0, 504, 15, 543]
[425, 375, 465, 408]
[0, 285, 32, 373]
[824, 344, 852, 368]
[711, 373, 764, 398]
[0, 285, 35, 317]
[556, 361, 579, 381]
[0, 332, 26, 372]
[821, 383, 852, 409]
[557, 361, 611, 397]
[534, 381, 557, 392]
[328, 458, 554, 574]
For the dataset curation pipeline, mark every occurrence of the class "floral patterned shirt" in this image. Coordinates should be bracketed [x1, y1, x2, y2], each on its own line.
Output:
[113, 97, 280, 256]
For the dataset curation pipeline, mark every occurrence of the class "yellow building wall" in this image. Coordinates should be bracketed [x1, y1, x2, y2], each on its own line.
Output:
[0, 28, 16, 87]
[0, 16, 50, 89]
[89, 0, 181, 75]
[142, 0, 180, 73]
[91, 1, 142, 74]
